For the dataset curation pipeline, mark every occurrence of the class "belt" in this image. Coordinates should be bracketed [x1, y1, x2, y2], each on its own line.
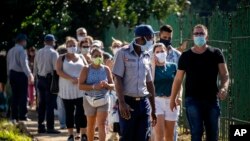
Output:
[124, 95, 148, 101]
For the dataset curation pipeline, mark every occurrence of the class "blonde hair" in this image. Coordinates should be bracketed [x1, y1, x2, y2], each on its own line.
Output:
[65, 37, 77, 47]
[193, 24, 208, 35]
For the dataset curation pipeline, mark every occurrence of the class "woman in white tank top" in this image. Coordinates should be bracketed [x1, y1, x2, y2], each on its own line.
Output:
[56, 37, 88, 141]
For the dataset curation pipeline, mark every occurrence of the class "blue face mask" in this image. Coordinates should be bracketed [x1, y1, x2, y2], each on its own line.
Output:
[194, 36, 206, 47]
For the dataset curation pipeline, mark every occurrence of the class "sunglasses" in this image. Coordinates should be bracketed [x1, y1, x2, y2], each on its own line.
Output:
[193, 32, 205, 36]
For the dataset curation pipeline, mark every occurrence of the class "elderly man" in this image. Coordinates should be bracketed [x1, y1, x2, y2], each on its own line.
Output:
[7, 33, 34, 122]
[112, 24, 157, 141]
[34, 34, 60, 134]
[76, 27, 87, 42]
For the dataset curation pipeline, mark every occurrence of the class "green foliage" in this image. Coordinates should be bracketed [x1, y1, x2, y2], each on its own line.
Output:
[0, 120, 32, 141]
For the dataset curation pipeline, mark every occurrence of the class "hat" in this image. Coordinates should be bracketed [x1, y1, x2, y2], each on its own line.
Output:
[44, 34, 56, 41]
[92, 40, 102, 48]
[15, 33, 27, 42]
[134, 24, 156, 37]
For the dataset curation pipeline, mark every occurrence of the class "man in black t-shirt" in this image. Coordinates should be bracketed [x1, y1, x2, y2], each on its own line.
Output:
[170, 24, 230, 141]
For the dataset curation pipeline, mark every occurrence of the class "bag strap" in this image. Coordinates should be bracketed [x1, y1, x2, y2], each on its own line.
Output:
[79, 54, 88, 66]
[61, 55, 66, 71]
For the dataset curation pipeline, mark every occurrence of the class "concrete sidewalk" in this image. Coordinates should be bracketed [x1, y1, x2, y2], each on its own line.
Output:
[25, 108, 114, 141]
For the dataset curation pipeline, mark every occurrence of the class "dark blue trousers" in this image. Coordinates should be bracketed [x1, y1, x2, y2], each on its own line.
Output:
[185, 97, 220, 141]
[119, 96, 151, 141]
[9, 70, 28, 120]
[37, 76, 57, 130]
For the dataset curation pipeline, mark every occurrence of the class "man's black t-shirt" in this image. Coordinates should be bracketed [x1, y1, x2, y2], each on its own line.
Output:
[178, 46, 225, 100]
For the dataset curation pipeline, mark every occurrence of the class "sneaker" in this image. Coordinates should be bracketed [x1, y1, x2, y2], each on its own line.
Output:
[81, 134, 88, 141]
[46, 129, 61, 134]
[68, 135, 74, 141]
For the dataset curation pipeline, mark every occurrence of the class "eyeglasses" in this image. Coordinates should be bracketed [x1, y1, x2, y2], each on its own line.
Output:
[193, 32, 205, 36]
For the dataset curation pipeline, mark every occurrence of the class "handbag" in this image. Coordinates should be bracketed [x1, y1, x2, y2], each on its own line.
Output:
[50, 70, 59, 94]
[85, 93, 109, 107]
[50, 55, 66, 94]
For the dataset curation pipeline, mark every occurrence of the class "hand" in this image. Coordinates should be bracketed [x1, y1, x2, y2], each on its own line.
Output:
[100, 80, 109, 88]
[28, 74, 34, 85]
[175, 97, 182, 106]
[119, 101, 134, 120]
[71, 77, 78, 84]
[151, 111, 157, 127]
[180, 41, 188, 50]
[218, 88, 227, 100]
[93, 83, 104, 90]
[170, 97, 177, 112]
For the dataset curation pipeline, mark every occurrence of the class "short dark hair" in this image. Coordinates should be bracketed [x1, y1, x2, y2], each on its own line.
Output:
[160, 25, 173, 33]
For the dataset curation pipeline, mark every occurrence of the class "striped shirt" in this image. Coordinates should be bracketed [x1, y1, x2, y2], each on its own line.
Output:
[7, 44, 31, 77]
[34, 45, 59, 77]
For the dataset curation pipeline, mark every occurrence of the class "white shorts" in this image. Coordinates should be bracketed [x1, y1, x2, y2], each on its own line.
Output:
[155, 97, 180, 121]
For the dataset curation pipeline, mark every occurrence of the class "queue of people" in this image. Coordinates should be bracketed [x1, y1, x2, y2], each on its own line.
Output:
[0, 24, 229, 141]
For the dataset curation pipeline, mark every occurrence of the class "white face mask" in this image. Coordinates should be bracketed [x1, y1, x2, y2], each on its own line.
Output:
[112, 48, 119, 55]
[77, 36, 85, 41]
[134, 37, 153, 52]
[81, 48, 90, 54]
[155, 52, 167, 63]
[67, 46, 77, 54]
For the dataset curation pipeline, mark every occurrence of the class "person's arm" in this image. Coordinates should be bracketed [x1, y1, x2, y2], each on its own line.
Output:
[146, 81, 157, 126]
[103, 66, 115, 90]
[217, 63, 230, 100]
[56, 55, 75, 82]
[20, 50, 33, 83]
[113, 75, 125, 103]
[170, 70, 185, 111]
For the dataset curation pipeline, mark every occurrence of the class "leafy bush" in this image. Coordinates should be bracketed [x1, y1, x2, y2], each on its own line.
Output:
[0, 120, 32, 141]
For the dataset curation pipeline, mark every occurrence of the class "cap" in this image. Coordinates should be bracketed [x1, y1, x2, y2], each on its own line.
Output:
[92, 40, 102, 48]
[44, 34, 56, 41]
[134, 24, 156, 37]
[15, 33, 27, 42]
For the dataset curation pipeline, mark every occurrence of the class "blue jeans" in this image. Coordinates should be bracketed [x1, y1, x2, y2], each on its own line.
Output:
[37, 76, 57, 130]
[57, 96, 66, 128]
[9, 70, 28, 120]
[185, 97, 220, 141]
[119, 96, 151, 141]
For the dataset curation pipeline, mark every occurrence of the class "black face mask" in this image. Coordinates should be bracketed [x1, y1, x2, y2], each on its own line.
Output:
[160, 38, 172, 47]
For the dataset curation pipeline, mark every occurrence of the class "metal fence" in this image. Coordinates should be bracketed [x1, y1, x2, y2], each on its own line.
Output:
[103, 3, 250, 141]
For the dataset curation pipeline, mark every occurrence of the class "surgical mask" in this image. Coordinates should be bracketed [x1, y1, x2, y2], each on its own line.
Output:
[92, 57, 103, 65]
[133, 37, 153, 52]
[160, 38, 171, 47]
[77, 36, 85, 41]
[155, 52, 167, 63]
[67, 46, 77, 54]
[81, 48, 90, 54]
[194, 36, 206, 47]
[112, 48, 119, 55]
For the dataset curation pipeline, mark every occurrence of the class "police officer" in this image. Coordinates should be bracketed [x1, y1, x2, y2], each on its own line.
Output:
[34, 34, 60, 134]
[112, 24, 157, 141]
[7, 33, 34, 122]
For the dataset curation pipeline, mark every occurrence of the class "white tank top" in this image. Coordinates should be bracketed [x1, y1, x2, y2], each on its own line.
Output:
[59, 54, 85, 99]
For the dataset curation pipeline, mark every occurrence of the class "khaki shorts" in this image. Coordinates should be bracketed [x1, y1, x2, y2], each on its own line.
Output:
[83, 97, 109, 116]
